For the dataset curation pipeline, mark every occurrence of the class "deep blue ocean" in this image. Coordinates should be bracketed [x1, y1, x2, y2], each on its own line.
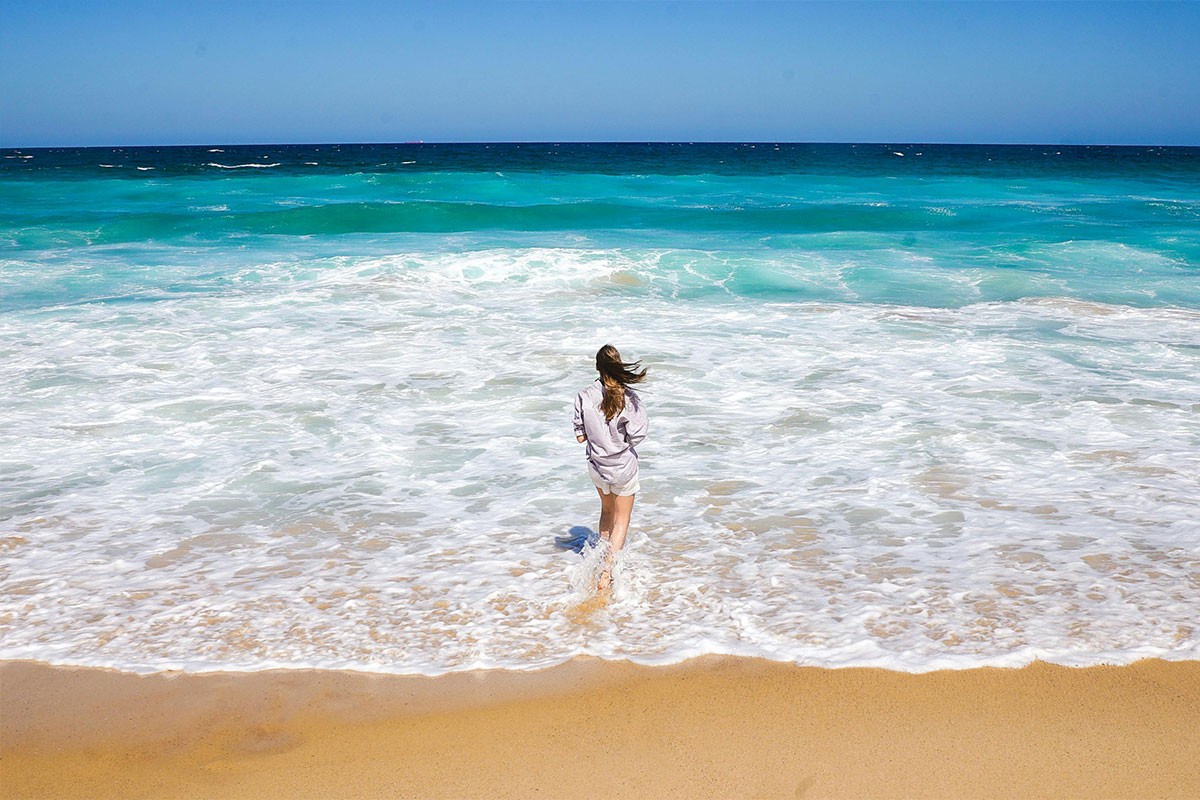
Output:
[2, 143, 1198, 674]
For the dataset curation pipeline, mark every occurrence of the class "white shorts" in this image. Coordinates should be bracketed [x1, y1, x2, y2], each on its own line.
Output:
[588, 464, 640, 497]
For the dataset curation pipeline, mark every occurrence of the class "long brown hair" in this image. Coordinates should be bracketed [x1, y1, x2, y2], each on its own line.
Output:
[596, 344, 647, 421]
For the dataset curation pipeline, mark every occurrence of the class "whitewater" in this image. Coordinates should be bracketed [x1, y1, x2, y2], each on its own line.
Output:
[1, 143, 1197, 675]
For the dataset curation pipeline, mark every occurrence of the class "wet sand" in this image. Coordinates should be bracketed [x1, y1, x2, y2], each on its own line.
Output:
[2, 656, 1198, 799]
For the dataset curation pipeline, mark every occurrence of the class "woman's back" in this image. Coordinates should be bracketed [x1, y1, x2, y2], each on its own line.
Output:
[574, 380, 647, 485]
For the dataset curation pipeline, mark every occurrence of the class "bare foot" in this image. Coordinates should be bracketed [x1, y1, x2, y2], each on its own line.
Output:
[597, 569, 612, 592]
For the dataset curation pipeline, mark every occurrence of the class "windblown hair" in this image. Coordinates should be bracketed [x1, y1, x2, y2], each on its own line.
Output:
[596, 344, 647, 422]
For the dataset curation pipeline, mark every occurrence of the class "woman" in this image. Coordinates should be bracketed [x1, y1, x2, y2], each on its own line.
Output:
[572, 345, 648, 591]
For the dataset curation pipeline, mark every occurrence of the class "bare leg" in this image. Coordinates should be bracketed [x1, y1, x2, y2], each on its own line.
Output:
[596, 487, 615, 542]
[598, 493, 635, 591]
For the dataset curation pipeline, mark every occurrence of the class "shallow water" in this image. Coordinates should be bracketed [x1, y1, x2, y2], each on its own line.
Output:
[2, 143, 1198, 674]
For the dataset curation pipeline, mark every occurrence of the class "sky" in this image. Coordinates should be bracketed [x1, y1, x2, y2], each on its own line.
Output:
[1, 0, 1198, 147]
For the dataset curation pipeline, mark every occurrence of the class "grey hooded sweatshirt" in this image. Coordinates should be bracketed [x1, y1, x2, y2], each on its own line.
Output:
[573, 379, 648, 486]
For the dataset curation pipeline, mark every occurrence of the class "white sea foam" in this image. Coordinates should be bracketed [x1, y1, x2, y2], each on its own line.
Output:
[206, 162, 282, 169]
[135, 166, 154, 171]
[1, 248, 1197, 676]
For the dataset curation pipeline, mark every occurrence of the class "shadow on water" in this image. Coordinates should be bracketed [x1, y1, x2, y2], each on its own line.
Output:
[554, 525, 599, 554]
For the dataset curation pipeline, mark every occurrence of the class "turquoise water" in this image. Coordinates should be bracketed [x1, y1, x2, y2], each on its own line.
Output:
[4, 143, 1199, 311]
[2, 143, 1198, 674]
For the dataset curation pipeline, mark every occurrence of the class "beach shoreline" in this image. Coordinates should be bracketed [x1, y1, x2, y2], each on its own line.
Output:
[3, 656, 1198, 799]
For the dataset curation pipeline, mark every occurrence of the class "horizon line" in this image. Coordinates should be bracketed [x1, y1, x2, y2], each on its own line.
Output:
[4, 139, 1199, 151]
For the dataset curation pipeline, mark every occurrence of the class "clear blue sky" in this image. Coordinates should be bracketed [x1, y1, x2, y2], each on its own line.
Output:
[2, 0, 1197, 147]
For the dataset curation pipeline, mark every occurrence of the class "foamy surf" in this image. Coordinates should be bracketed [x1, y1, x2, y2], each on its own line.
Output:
[1, 143, 1197, 677]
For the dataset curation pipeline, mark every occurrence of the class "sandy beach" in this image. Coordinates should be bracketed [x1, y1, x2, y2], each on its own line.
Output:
[2, 656, 1197, 799]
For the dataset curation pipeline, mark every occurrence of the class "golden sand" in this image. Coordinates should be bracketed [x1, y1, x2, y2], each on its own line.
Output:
[2, 657, 1198, 799]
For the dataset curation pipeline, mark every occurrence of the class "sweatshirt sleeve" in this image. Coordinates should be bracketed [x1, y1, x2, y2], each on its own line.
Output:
[624, 394, 648, 448]
[572, 392, 586, 438]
